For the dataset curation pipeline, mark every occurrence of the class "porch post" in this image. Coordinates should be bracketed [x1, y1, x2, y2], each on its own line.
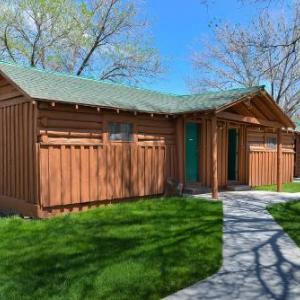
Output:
[211, 114, 219, 199]
[176, 116, 184, 183]
[277, 128, 282, 192]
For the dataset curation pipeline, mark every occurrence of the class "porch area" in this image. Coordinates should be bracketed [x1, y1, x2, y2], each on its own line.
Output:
[175, 91, 295, 199]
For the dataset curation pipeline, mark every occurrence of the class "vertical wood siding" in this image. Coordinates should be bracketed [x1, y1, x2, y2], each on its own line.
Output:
[295, 135, 300, 177]
[248, 130, 294, 186]
[249, 150, 294, 186]
[39, 143, 176, 207]
[0, 101, 37, 203]
[0, 77, 37, 205]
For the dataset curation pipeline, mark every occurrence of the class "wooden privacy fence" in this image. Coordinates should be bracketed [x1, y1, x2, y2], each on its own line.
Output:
[39, 143, 177, 208]
[249, 149, 294, 186]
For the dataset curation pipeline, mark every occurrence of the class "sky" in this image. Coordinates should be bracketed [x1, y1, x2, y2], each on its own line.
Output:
[142, 0, 273, 95]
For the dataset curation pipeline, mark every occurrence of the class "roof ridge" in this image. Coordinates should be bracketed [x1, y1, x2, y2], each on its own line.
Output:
[0, 60, 267, 101]
[0, 60, 276, 116]
[0, 60, 265, 99]
[178, 85, 265, 98]
[0, 60, 179, 98]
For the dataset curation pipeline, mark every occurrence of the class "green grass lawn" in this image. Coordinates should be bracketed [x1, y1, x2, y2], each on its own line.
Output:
[0, 197, 222, 300]
[254, 182, 300, 193]
[268, 201, 300, 247]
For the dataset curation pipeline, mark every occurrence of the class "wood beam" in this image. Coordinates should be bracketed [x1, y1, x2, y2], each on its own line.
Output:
[249, 98, 272, 120]
[218, 111, 282, 128]
[257, 93, 295, 128]
[211, 115, 218, 199]
[216, 93, 260, 113]
[277, 129, 282, 192]
[176, 116, 185, 183]
[251, 96, 277, 120]
[231, 102, 255, 117]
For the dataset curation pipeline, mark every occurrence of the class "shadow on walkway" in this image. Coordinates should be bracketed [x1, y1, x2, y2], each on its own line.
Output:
[165, 191, 300, 300]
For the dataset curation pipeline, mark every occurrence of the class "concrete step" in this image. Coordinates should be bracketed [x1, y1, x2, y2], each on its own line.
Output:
[183, 184, 251, 195]
[293, 177, 300, 183]
[183, 185, 211, 195]
[226, 185, 251, 191]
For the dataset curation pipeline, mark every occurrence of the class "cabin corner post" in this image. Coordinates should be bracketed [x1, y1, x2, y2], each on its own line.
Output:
[176, 116, 184, 183]
[211, 114, 219, 199]
[277, 128, 282, 192]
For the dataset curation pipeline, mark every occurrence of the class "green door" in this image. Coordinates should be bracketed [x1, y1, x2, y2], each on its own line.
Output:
[228, 128, 238, 181]
[185, 123, 199, 182]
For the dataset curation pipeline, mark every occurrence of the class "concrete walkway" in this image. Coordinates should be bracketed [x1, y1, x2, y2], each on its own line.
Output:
[165, 191, 300, 300]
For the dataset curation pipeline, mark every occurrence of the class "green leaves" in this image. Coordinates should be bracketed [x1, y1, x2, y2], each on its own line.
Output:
[0, 0, 162, 83]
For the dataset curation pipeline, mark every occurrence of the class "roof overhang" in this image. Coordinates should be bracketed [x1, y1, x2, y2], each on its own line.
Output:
[216, 90, 295, 129]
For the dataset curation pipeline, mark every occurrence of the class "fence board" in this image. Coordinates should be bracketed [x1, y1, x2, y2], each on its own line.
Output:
[39, 143, 176, 207]
[249, 150, 294, 186]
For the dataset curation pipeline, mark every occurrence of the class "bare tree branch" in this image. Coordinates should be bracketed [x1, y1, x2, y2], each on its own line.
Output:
[190, 3, 300, 116]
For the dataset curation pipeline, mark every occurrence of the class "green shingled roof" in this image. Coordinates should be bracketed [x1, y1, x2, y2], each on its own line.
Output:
[0, 61, 265, 114]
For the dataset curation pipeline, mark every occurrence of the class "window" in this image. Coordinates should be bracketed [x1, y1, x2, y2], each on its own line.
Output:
[266, 136, 277, 149]
[108, 122, 133, 141]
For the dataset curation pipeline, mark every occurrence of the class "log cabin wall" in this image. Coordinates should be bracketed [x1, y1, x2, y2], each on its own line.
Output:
[0, 77, 38, 215]
[37, 102, 177, 212]
[248, 128, 294, 186]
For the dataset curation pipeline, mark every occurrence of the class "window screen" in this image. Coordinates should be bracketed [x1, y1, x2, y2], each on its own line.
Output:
[266, 136, 277, 149]
[108, 122, 133, 141]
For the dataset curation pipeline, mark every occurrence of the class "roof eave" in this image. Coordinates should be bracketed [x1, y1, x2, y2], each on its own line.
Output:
[215, 91, 262, 114]
[260, 91, 295, 129]
[216, 89, 295, 129]
[33, 98, 179, 116]
[0, 68, 33, 101]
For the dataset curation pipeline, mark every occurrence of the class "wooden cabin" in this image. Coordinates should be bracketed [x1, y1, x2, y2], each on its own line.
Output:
[0, 61, 295, 218]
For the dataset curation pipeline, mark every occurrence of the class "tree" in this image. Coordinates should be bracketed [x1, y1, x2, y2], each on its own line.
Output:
[190, 4, 300, 115]
[0, 0, 162, 84]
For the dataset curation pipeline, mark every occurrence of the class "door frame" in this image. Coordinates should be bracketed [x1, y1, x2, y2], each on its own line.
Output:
[227, 127, 239, 182]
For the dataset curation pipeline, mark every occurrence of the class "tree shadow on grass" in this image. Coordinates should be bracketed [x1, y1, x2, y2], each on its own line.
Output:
[0, 199, 222, 300]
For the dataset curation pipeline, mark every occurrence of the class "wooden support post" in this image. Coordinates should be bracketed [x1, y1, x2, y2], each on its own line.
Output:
[176, 116, 184, 183]
[211, 115, 219, 199]
[277, 128, 282, 192]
